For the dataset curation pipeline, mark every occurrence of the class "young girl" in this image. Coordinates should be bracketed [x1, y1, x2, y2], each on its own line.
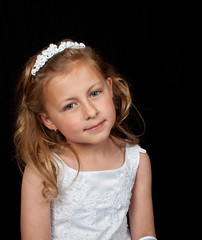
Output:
[14, 39, 157, 240]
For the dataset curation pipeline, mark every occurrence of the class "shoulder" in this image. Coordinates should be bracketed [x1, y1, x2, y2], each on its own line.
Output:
[21, 165, 46, 203]
[134, 146, 152, 189]
[22, 164, 44, 185]
[126, 144, 147, 163]
[127, 144, 152, 179]
[139, 149, 151, 168]
[127, 144, 146, 153]
[138, 152, 152, 180]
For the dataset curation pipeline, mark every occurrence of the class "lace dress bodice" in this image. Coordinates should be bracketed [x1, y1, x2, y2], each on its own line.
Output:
[51, 144, 146, 240]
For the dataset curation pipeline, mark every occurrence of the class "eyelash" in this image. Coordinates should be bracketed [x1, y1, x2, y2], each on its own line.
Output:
[90, 90, 101, 98]
[65, 103, 77, 110]
[64, 90, 101, 111]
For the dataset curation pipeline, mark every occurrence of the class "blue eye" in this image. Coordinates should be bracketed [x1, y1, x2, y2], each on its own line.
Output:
[90, 91, 101, 98]
[65, 103, 76, 110]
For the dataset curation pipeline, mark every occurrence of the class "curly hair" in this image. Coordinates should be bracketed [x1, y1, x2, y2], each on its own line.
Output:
[14, 39, 144, 200]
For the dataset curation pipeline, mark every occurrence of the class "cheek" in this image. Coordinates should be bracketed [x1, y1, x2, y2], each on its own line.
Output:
[101, 97, 116, 123]
[110, 104, 116, 125]
[57, 116, 82, 138]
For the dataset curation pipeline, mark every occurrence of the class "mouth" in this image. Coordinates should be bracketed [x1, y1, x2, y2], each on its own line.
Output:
[84, 120, 106, 131]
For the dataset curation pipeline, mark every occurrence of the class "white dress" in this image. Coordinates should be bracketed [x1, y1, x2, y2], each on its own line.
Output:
[51, 144, 146, 240]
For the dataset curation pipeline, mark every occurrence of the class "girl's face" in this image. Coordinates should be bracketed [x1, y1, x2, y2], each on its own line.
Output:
[40, 61, 116, 146]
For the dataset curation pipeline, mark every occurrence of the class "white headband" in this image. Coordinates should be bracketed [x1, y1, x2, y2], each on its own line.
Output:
[31, 41, 86, 76]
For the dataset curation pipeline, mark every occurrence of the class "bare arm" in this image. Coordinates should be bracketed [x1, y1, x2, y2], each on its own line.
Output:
[20, 165, 51, 240]
[129, 153, 156, 240]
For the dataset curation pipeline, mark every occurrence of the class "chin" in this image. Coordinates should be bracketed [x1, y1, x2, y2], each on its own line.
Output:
[83, 131, 111, 145]
[91, 132, 110, 145]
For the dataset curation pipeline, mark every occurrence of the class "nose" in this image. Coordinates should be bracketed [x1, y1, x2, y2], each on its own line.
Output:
[82, 100, 98, 120]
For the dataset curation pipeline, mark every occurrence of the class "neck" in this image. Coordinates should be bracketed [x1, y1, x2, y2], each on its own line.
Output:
[59, 136, 125, 171]
[68, 136, 114, 160]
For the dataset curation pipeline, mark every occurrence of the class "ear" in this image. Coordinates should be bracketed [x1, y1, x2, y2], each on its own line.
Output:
[106, 77, 113, 97]
[38, 113, 57, 131]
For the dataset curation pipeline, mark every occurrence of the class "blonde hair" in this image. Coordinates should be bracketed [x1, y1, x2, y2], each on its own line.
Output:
[14, 39, 144, 200]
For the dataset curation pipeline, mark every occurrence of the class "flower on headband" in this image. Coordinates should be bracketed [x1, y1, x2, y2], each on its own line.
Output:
[43, 44, 57, 58]
[31, 41, 86, 76]
[58, 42, 66, 52]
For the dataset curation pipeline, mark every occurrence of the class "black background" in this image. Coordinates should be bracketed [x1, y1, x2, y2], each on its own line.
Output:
[0, 0, 192, 239]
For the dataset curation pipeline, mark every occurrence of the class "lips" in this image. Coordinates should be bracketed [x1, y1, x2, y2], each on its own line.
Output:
[84, 120, 105, 131]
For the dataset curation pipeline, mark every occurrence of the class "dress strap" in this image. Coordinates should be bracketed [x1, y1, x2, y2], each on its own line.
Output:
[125, 144, 146, 170]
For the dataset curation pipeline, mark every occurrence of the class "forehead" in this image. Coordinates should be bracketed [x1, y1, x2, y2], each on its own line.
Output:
[47, 60, 104, 87]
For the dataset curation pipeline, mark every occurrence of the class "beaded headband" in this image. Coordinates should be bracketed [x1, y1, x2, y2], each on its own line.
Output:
[31, 41, 86, 76]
